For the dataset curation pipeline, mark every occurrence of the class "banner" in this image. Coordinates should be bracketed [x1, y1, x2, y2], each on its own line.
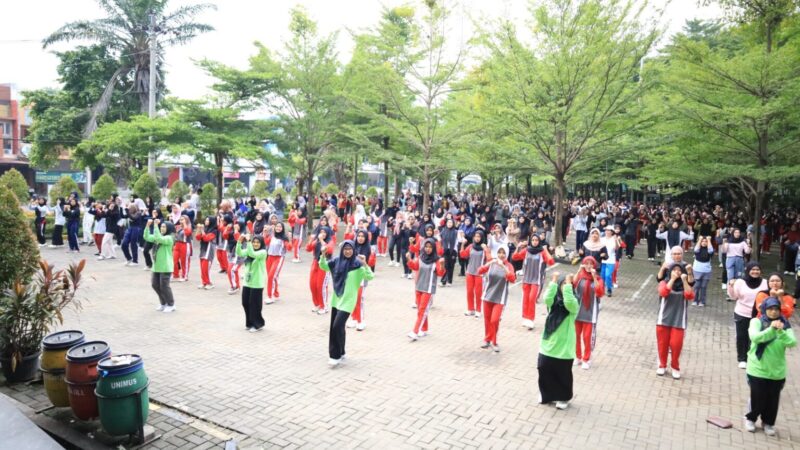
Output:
[35, 171, 87, 184]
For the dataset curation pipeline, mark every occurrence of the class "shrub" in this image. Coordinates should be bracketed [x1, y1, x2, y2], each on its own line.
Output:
[92, 174, 117, 201]
[312, 181, 321, 194]
[226, 180, 247, 199]
[0, 169, 30, 203]
[199, 183, 217, 218]
[250, 181, 270, 200]
[0, 187, 40, 290]
[133, 173, 161, 204]
[49, 176, 82, 205]
[365, 186, 378, 198]
[168, 180, 190, 204]
[323, 183, 338, 195]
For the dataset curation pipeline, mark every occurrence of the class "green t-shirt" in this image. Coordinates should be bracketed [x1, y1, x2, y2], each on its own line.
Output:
[747, 318, 797, 380]
[319, 255, 374, 313]
[143, 226, 174, 274]
[236, 241, 267, 289]
[539, 281, 579, 360]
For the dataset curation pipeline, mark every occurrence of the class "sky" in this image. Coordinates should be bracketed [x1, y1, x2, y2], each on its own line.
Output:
[0, 0, 723, 100]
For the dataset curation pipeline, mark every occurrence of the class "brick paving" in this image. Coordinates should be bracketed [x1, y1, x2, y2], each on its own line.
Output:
[3, 237, 799, 449]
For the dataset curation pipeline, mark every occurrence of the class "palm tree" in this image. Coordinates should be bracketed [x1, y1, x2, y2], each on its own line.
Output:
[43, 0, 215, 138]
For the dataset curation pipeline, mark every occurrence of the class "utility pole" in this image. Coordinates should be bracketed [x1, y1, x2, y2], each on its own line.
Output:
[147, 12, 157, 175]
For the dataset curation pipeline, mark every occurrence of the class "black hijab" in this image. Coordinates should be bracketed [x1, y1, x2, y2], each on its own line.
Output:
[755, 297, 792, 360]
[331, 240, 362, 297]
[420, 238, 439, 265]
[252, 213, 267, 235]
[743, 261, 763, 290]
[245, 236, 265, 264]
[313, 226, 333, 260]
[527, 234, 544, 255]
[205, 217, 218, 235]
[273, 222, 289, 241]
[440, 220, 457, 249]
[353, 230, 371, 260]
[543, 278, 569, 340]
[668, 263, 687, 292]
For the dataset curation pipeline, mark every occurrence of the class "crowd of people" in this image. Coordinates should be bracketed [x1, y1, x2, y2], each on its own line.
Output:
[27, 187, 798, 435]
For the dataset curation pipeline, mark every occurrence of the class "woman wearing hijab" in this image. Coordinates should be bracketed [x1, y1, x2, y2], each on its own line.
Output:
[656, 221, 694, 265]
[264, 221, 292, 304]
[307, 226, 335, 315]
[478, 245, 517, 352]
[349, 229, 376, 331]
[248, 211, 268, 236]
[578, 228, 608, 265]
[538, 272, 579, 410]
[573, 257, 605, 370]
[236, 234, 267, 332]
[656, 264, 695, 379]
[459, 230, 490, 318]
[195, 216, 218, 290]
[288, 202, 307, 263]
[722, 228, 751, 283]
[753, 273, 795, 319]
[144, 218, 176, 313]
[457, 216, 476, 276]
[406, 239, 446, 341]
[743, 297, 796, 435]
[320, 240, 375, 366]
[729, 261, 767, 369]
[512, 234, 555, 330]
[439, 218, 459, 287]
[691, 236, 714, 306]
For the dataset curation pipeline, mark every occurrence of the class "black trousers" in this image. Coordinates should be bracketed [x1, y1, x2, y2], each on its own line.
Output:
[329, 307, 350, 359]
[442, 249, 457, 284]
[400, 244, 411, 275]
[746, 375, 785, 426]
[35, 218, 46, 245]
[51, 224, 64, 246]
[646, 236, 657, 258]
[151, 272, 174, 306]
[624, 234, 636, 257]
[734, 313, 751, 362]
[242, 286, 265, 329]
[143, 241, 154, 268]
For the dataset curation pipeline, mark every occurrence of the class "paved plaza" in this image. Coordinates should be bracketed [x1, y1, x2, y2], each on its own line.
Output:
[2, 238, 799, 449]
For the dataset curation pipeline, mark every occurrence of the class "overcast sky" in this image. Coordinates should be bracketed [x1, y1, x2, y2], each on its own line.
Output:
[1, 0, 723, 100]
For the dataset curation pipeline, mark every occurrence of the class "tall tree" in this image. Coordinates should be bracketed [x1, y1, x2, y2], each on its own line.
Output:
[43, 0, 215, 138]
[478, 0, 661, 245]
[201, 6, 343, 231]
[645, 3, 800, 259]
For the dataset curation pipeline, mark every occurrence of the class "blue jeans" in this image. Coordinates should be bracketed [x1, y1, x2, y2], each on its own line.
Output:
[575, 230, 588, 251]
[601, 262, 615, 293]
[693, 270, 711, 305]
[122, 226, 142, 263]
[67, 221, 80, 251]
[726, 256, 744, 282]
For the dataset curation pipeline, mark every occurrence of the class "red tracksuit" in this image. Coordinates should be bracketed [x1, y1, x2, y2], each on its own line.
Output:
[288, 211, 307, 260]
[197, 230, 217, 286]
[656, 281, 695, 370]
[215, 224, 229, 273]
[264, 236, 292, 299]
[478, 261, 516, 345]
[460, 244, 490, 314]
[223, 225, 241, 289]
[351, 254, 376, 325]
[407, 257, 446, 334]
[511, 246, 555, 322]
[173, 224, 192, 280]
[307, 239, 334, 310]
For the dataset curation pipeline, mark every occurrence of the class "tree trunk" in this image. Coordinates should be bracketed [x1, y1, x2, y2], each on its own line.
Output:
[422, 170, 431, 213]
[215, 154, 224, 206]
[353, 154, 359, 195]
[553, 173, 567, 246]
[306, 168, 315, 236]
[394, 173, 400, 200]
[383, 160, 390, 200]
[296, 177, 305, 196]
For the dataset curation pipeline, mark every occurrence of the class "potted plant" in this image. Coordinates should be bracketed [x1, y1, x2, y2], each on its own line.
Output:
[0, 259, 85, 382]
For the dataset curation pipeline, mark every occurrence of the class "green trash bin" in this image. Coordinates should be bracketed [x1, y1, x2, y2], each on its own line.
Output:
[95, 354, 149, 436]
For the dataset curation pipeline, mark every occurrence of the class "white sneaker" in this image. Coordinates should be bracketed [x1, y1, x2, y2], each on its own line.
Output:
[407, 332, 418, 341]
[346, 320, 356, 328]
[155, 305, 165, 311]
[492, 344, 501, 353]
[97, 256, 105, 261]
[406, 273, 413, 279]
[48, 244, 56, 249]
[317, 308, 328, 315]
[744, 420, 756, 433]
[411, 303, 417, 309]
[129, 262, 138, 266]
[228, 288, 239, 295]
[475, 312, 482, 318]
[613, 283, 619, 289]
[581, 361, 591, 370]
[388, 261, 395, 267]
[356, 323, 366, 331]
[721, 283, 726, 290]
[328, 358, 341, 367]
[204, 284, 215, 290]
[574, 360, 582, 367]
[671, 370, 681, 379]
[264, 298, 275, 305]
[656, 367, 666, 376]
[249, 326, 264, 333]
[465, 310, 475, 316]
[738, 361, 747, 369]
[144, 266, 151, 271]
[555, 401, 569, 410]
[197, 284, 206, 289]
[163, 306, 175, 313]
[764, 424, 776, 436]
[292, 258, 301, 263]
[418, 331, 427, 338]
